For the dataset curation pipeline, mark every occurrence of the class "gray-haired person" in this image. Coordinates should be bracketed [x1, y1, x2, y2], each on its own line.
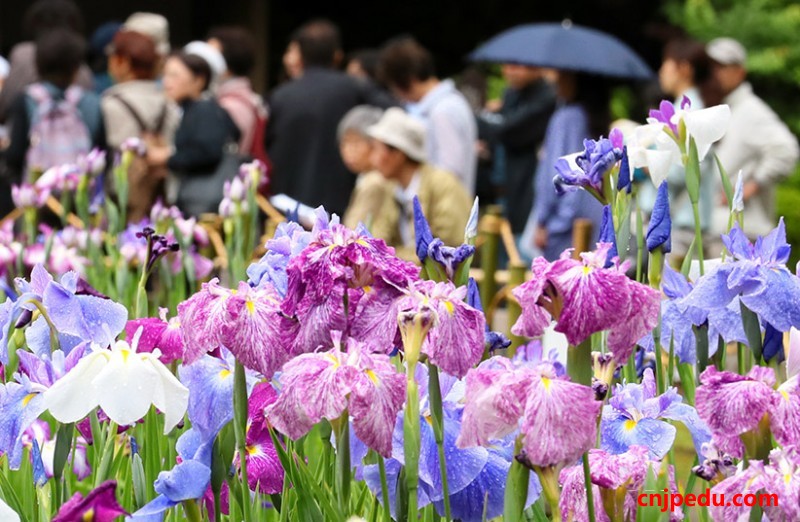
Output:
[339, 105, 394, 235]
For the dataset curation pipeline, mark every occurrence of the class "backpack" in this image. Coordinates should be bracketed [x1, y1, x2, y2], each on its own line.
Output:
[25, 83, 91, 178]
[107, 94, 169, 223]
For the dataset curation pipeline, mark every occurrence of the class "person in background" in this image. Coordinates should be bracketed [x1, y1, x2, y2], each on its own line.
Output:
[123, 12, 171, 77]
[282, 39, 303, 82]
[706, 37, 799, 240]
[0, 56, 11, 217]
[208, 26, 268, 161]
[89, 21, 122, 94]
[520, 72, 609, 261]
[378, 37, 477, 196]
[477, 64, 555, 244]
[653, 37, 716, 260]
[338, 105, 394, 237]
[0, 56, 9, 145]
[345, 49, 380, 82]
[6, 29, 105, 180]
[102, 30, 179, 222]
[266, 19, 393, 217]
[367, 107, 471, 261]
[146, 47, 239, 216]
[0, 0, 93, 123]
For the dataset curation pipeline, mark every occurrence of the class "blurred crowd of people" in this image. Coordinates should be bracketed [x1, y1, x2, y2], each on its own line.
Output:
[0, 0, 797, 265]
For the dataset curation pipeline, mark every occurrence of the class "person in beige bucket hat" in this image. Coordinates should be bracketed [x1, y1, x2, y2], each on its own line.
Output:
[365, 107, 472, 261]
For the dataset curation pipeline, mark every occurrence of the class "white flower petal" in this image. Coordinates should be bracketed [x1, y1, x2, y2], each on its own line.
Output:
[147, 356, 189, 434]
[94, 348, 159, 427]
[43, 351, 108, 423]
[684, 104, 731, 160]
[0, 497, 20, 522]
[644, 149, 678, 187]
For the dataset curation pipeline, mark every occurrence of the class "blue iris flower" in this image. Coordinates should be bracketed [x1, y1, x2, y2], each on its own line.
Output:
[598, 205, 618, 268]
[679, 219, 800, 333]
[358, 365, 540, 521]
[601, 368, 711, 460]
[645, 181, 671, 253]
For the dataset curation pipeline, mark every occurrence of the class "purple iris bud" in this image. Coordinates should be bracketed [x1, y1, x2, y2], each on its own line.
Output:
[413, 196, 434, 263]
[592, 378, 609, 401]
[617, 146, 631, 193]
[762, 322, 784, 363]
[135, 227, 155, 240]
[74, 278, 109, 299]
[598, 206, 617, 268]
[427, 239, 475, 280]
[32, 439, 47, 487]
[130, 436, 139, 456]
[286, 202, 301, 224]
[645, 181, 671, 253]
[14, 308, 33, 329]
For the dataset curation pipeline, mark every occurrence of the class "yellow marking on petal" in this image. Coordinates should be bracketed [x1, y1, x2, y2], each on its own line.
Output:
[22, 393, 37, 407]
[356, 239, 370, 247]
[786, 473, 792, 485]
[541, 377, 551, 391]
[424, 415, 433, 426]
[624, 419, 637, 431]
[121, 349, 130, 363]
[444, 301, 454, 316]
[82, 508, 95, 521]
[582, 265, 592, 275]
[781, 390, 790, 402]
[363, 285, 372, 293]
[366, 369, 380, 385]
[327, 353, 340, 368]
[246, 445, 261, 456]
[246, 299, 256, 315]
[219, 369, 232, 379]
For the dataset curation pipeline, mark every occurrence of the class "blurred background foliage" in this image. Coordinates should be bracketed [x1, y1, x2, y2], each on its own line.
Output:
[666, 0, 800, 264]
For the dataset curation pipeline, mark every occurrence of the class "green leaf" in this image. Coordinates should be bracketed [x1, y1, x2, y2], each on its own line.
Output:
[685, 137, 701, 203]
[739, 301, 763, 363]
[715, 154, 735, 208]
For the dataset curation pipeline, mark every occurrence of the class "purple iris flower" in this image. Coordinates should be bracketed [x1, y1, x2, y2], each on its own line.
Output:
[281, 221, 418, 354]
[413, 196, 475, 280]
[466, 278, 510, 353]
[638, 265, 748, 365]
[360, 365, 541, 521]
[553, 128, 624, 198]
[246, 221, 311, 298]
[648, 97, 690, 136]
[512, 244, 660, 362]
[0, 347, 85, 469]
[53, 481, 128, 522]
[413, 197, 435, 263]
[266, 333, 405, 458]
[679, 219, 800, 332]
[696, 365, 800, 458]
[601, 368, 711, 460]
[560, 446, 683, 521]
[239, 381, 284, 494]
[396, 279, 486, 378]
[2, 265, 127, 361]
[646, 181, 671, 253]
[125, 309, 184, 364]
[457, 357, 601, 468]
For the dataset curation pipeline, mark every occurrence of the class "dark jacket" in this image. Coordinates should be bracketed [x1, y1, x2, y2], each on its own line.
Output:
[477, 79, 555, 233]
[266, 67, 394, 216]
[168, 98, 239, 175]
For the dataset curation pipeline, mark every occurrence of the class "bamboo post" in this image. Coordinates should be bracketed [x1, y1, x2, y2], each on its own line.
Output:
[571, 218, 593, 259]
[506, 261, 527, 356]
[479, 205, 503, 322]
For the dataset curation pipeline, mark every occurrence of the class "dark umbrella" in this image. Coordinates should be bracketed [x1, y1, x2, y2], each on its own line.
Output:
[470, 21, 654, 80]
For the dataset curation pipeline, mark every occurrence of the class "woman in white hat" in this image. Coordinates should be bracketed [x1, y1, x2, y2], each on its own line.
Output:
[367, 107, 472, 261]
[145, 45, 240, 217]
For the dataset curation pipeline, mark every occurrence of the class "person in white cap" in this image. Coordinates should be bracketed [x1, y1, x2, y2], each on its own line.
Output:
[707, 37, 799, 240]
[123, 12, 170, 72]
[367, 107, 472, 261]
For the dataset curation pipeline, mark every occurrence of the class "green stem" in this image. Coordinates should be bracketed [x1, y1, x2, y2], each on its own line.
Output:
[582, 453, 596, 522]
[426, 363, 451, 520]
[503, 436, 530, 522]
[568, 339, 593, 386]
[535, 466, 562, 522]
[738, 343, 747, 375]
[404, 377, 420, 519]
[94, 421, 118, 487]
[233, 362, 252, 522]
[183, 499, 203, 522]
[691, 201, 705, 276]
[333, 416, 351, 514]
[378, 456, 391, 522]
